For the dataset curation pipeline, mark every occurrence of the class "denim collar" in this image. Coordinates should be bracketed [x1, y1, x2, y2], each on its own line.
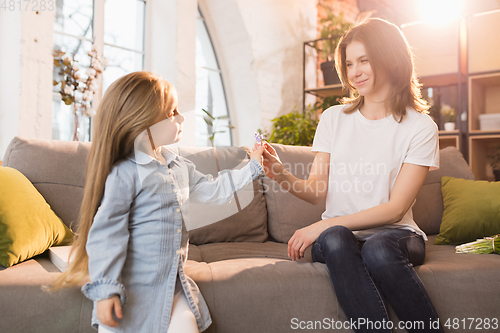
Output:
[127, 146, 179, 167]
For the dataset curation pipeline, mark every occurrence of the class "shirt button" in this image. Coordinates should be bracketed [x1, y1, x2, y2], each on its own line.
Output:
[176, 208, 180, 213]
[176, 250, 180, 255]
[177, 228, 182, 234]
[173, 188, 177, 193]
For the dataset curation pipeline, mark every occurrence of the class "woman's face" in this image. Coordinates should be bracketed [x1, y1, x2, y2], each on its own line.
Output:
[345, 40, 388, 99]
[149, 92, 185, 146]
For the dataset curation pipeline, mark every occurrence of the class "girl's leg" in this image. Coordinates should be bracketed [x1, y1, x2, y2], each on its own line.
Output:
[167, 291, 199, 333]
[312, 225, 391, 333]
[361, 229, 443, 333]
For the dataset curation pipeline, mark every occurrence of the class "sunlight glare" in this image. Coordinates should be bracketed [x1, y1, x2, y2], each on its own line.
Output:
[418, 0, 464, 25]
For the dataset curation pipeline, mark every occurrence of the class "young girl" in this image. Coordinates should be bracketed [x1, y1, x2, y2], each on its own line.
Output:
[52, 71, 265, 333]
[261, 19, 443, 332]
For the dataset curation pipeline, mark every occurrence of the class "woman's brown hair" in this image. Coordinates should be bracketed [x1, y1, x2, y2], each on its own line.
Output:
[335, 18, 429, 121]
[50, 71, 176, 290]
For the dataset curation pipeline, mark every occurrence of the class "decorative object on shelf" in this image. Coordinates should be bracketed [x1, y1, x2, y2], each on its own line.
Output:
[53, 45, 106, 141]
[488, 144, 500, 181]
[315, 7, 351, 86]
[441, 104, 456, 131]
[266, 105, 318, 146]
[479, 113, 500, 131]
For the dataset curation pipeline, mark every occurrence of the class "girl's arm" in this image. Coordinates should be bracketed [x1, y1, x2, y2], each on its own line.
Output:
[262, 143, 330, 205]
[184, 146, 265, 205]
[287, 163, 430, 260]
[81, 166, 135, 325]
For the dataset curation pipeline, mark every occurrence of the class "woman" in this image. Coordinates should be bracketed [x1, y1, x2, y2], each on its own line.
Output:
[261, 18, 443, 332]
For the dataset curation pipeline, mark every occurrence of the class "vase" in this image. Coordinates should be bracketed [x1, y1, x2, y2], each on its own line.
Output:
[444, 122, 455, 131]
[320, 60, 341, 86]
[494, 170, 500, 182]
[72, 104, 88, 141]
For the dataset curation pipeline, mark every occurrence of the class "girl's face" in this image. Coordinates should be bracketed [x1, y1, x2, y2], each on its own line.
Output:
[345, 40, 389, 100]
[149, 92, 185, 146]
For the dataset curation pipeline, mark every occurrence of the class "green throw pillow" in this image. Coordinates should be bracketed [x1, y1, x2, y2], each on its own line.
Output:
[0, 167, 73, 267]
[435, 176, 500, 245]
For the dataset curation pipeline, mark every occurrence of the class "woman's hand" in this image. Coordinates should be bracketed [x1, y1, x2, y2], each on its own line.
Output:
[288, 221, 328, 261]
[97, 295, 123, 328]
[259, 142, 285, 181]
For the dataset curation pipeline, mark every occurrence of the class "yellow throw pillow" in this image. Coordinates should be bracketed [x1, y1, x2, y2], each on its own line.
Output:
[0, 167, 73, 267]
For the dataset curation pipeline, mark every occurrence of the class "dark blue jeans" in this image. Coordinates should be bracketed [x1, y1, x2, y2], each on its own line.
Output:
[312, 226, 443, 333]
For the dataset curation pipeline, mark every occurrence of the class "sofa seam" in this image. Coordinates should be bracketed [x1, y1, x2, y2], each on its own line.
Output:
[33, 181, 85, 188]
[207, 263, 217, 333]
[79, 292, 87, 333]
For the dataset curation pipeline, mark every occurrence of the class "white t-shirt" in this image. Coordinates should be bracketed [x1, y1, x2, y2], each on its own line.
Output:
[311, 104, 440, 241]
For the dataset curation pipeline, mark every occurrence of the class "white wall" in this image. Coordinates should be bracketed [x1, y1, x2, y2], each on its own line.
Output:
[0, 9, 54, 159]
[201, 0, 317, 147]
[145, 0, 197, 147]
[0, 0, 318, 157]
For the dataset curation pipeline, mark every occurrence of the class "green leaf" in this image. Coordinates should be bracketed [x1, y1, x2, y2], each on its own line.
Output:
[201, 108, 215, 120]
[203, 117, 213, 127]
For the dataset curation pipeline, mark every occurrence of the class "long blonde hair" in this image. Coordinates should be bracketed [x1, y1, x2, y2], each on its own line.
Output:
[335, 18, 429, 121]
[51, 71, 176, 290]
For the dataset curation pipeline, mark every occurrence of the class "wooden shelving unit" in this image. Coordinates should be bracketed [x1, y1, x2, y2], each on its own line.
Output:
[469, 135, 500, 181]
[304, 84, 347, 98]
[468, 73, 500, 133]
[438, 131, 460, 149]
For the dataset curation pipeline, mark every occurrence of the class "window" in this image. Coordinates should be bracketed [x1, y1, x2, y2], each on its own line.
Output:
[196, 8, 232, 146]
[52, 0, 145, 141]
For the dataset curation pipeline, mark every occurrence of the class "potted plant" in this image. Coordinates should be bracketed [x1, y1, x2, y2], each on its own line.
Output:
[315, 7, 351, 86]
[314, 95, 343, 115]
[487, 144, 500, 181]
[441, 104, 456, 131]
[265, 105, 319, 146]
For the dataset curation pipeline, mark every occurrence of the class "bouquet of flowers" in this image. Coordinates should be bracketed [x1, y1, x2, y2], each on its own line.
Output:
[455, 235, 499, 254]
[53, 44, 106, 140]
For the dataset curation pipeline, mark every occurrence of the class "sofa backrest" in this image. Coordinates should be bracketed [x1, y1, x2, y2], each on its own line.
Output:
[3, 137, 90, 230]
[264, 144, 475, 242]
[412, 146, 474, 235]
[2, 137, 268, 244]
[3, 137, 475, 243]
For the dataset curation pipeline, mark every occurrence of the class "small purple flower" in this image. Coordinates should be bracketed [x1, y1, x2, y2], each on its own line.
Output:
[254, 132, 264, 144]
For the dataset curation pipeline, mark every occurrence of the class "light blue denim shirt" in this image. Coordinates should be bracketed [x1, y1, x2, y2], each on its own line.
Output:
[81, 147, 263, 332]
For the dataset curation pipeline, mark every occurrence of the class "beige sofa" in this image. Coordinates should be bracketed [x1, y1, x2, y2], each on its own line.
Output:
[1, 136, 499, 333]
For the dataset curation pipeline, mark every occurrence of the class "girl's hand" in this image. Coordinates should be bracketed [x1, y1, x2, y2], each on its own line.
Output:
[97, 295, 123, 328]
[288, 221, 327, 261]
[260, 142, 285, 181]
[249, 144, 266, 165]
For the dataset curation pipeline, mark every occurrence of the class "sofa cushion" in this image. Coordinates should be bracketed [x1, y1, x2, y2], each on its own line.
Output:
[264, 144, 326, 243]
[0, 254, 94, 333]
[184, 236, 500, 333]
[2, 137, 90, 230]
[434, 176, 500, 245]
[3, 138, 269, 245]
[412, 147, 475, 235]
[0, 167, 73, 267]
[175, 146, 268, 244]
[414, 235, 500, 322]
